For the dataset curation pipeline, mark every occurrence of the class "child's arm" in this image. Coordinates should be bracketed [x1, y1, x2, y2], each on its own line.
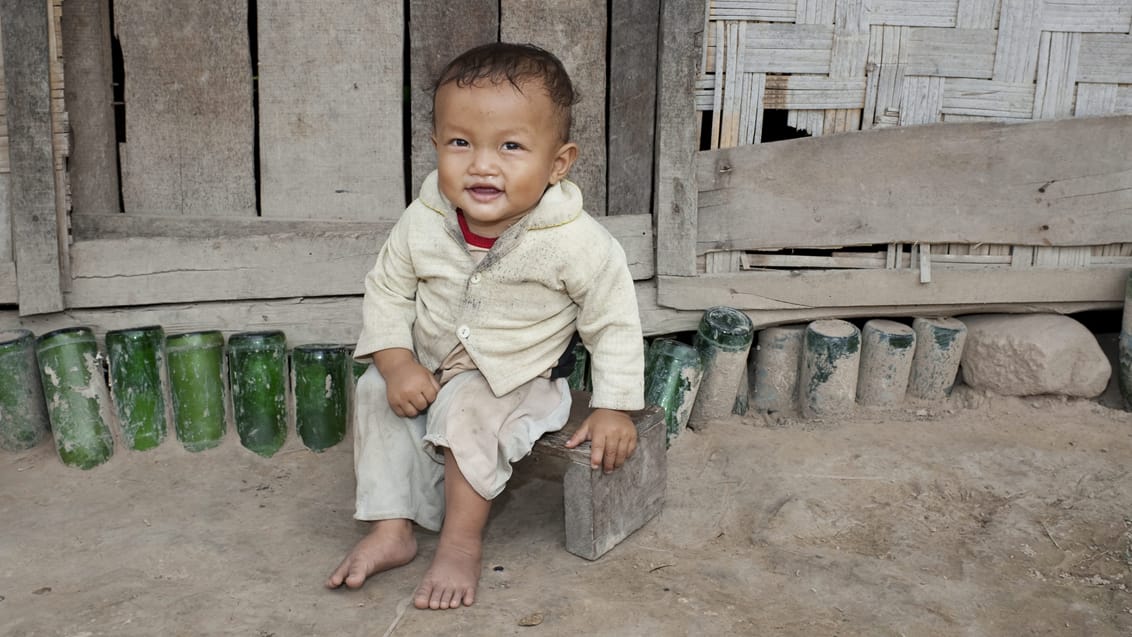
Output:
[564, 408, 638, 474]
[372, 348, 440, 418]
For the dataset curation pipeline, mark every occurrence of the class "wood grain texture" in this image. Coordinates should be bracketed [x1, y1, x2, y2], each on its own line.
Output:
[2, 0, 64, 314]
[657, 267, 1131, 310]
[655, 0, 703, 276]
[537, 394, 665, 560]
[115, 0, 254, 216]
[408, 1, 497, 197]
[696, 116, 1132, 251]
[65, 213, 656, 307]
[257, 0, 404, 220]
[0, 261, 15, 304]
[607, 0, 660, 215]
[502, 0, 607, 215]
[60, 0, 119, 215]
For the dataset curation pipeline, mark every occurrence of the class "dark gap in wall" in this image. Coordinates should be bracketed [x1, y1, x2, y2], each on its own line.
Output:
[403, 0, 412, 204]
[108, 0, 125, 212]
[248, 0, 262, 216]
[697, 111, 712, 150]
[1073, 309, 1123, 335]
[761, 109, 811, 143]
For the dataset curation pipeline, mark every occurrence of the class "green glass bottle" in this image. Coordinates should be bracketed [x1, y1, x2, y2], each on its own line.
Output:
[0, 329, 50, 451]
[35, 327, 115, 469]
[228, 331, 288, 457]
[292, 344, 348, 452]
[643, 338, 703, 447]
[689, 307, 755, 427]
[166, 331, 227, 452]
[105, 326, 168, 451]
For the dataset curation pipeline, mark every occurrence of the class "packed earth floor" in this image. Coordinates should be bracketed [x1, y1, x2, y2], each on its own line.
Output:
[3, 385, 1132, 636]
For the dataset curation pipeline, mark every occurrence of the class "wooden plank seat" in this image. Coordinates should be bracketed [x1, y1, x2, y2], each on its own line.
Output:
[533, 391, 667, 560]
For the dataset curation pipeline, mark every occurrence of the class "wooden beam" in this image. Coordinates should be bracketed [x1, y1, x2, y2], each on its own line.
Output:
[65, 213, 657, 308]
[657, 267, 1132, 311]
[257, 0, 405, 221]
[60, 0, 120, 215]
[502, 0, 607, 215]
[408, 1, 496, 197]
[607, 0, 659, 216]
[1, 0, 65, 314]
[654, 0, 702, 276]
[696, 115, 1132, 252]
[1, 278, 700, 344]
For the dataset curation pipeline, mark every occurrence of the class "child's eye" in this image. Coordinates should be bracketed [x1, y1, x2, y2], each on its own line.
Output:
[449, 138, 469, 147]
[502, 141, 523, 151]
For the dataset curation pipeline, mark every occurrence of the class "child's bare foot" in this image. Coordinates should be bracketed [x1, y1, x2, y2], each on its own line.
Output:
[412, 535, 482, 610]
[326, 519, 417, 590]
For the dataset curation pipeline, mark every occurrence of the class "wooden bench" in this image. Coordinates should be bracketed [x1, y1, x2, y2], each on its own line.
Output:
[532, 391, 666, 560]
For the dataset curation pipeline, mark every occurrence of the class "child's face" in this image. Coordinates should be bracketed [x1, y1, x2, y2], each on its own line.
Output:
[431, 79, 578, 238]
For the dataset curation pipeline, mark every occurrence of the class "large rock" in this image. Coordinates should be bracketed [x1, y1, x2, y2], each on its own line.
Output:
[957, 314, 1110, 398]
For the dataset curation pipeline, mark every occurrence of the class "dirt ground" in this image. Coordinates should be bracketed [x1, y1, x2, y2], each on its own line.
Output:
[3, 382, 1132, 636]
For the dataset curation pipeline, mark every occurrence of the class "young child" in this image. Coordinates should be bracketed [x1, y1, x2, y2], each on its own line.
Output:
[326, 42, 645, 611]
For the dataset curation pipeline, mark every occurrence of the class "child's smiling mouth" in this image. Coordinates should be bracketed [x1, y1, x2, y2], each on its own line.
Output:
[467, 185, 503, 201]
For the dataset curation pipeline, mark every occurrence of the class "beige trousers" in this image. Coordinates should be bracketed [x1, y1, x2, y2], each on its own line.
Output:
[352, 365, 571, 531]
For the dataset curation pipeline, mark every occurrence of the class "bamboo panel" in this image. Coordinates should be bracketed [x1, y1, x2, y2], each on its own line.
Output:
[699, 0, 1132, 137]
[0, 15, 7, 175]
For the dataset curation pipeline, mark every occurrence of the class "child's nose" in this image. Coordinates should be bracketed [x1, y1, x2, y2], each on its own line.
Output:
[470, 149, 499, 174]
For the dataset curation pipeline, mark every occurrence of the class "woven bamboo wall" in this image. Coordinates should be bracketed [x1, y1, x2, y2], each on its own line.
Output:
[696, 0, 1132, 270]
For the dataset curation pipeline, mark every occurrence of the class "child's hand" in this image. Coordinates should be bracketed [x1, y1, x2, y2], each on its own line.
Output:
[373, 349, 440, 418]
[565, 408, 638, 474]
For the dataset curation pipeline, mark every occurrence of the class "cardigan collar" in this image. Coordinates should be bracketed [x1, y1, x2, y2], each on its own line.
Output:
[417, 170, 584, 234]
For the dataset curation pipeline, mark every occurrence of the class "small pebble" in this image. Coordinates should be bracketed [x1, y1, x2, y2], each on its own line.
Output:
[518, 612, 544, 627]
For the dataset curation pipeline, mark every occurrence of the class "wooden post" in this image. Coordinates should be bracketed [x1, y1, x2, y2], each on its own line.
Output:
[60, 0, 120, 215]
[800, 320, 861, 418]
[2, 0, 65, 314]
[856, 319, 916, 406]
[654, 0, 701, 276]
[752, 325, 806, 413]
[1118, 274, 1132, 410]
[907, 317, 968, 400]
[608, 0, 659, 216]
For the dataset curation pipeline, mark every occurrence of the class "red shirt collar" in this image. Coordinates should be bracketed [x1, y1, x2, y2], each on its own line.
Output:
[457, 210, 497, 249]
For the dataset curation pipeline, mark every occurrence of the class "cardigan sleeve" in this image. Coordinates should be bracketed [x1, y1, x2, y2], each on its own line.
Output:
[569, 232, 645, 411]
[354, 210, 420, 360]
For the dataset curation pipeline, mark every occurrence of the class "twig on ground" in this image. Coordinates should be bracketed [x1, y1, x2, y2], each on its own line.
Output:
[1039, 520, 1063, 551]
[382, 595, 413, 637]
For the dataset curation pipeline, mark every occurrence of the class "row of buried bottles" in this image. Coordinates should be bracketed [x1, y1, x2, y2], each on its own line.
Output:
[0, 307, 978, 468]
[0, 326, 367, 469]
[642, 309, 978, 444]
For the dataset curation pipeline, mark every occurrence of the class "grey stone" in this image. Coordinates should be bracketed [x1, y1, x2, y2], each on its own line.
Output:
[957, 314, 1111, 398]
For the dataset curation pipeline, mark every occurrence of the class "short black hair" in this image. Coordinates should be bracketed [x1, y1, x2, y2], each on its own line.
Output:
[433, 42, 576, 142]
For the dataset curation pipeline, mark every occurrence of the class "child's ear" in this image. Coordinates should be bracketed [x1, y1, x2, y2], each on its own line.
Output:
[549, 142, 579, 185]
[430, 132, 438, 150]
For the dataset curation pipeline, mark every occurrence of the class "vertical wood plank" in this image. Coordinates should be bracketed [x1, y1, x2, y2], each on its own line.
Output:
[408, 1, 497, 198]
[257, 0, 404, 220]
[655, 0, 703, 277]
[60, 0, 119, 215]
[825, 0, 868, 133]
[899, 75, 944, 124]
[1, 0, 64, 313]
[502, 0, 608, 215]
[956, 0, 1000, 29]
[0, 17, 10, 263]
[608, 0, 659, 215]
[115, 1, 254, 216]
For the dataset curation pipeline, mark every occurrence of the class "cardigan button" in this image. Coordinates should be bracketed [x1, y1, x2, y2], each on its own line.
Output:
[457, 325, 471, 339]
[470, 272, 482, 284]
